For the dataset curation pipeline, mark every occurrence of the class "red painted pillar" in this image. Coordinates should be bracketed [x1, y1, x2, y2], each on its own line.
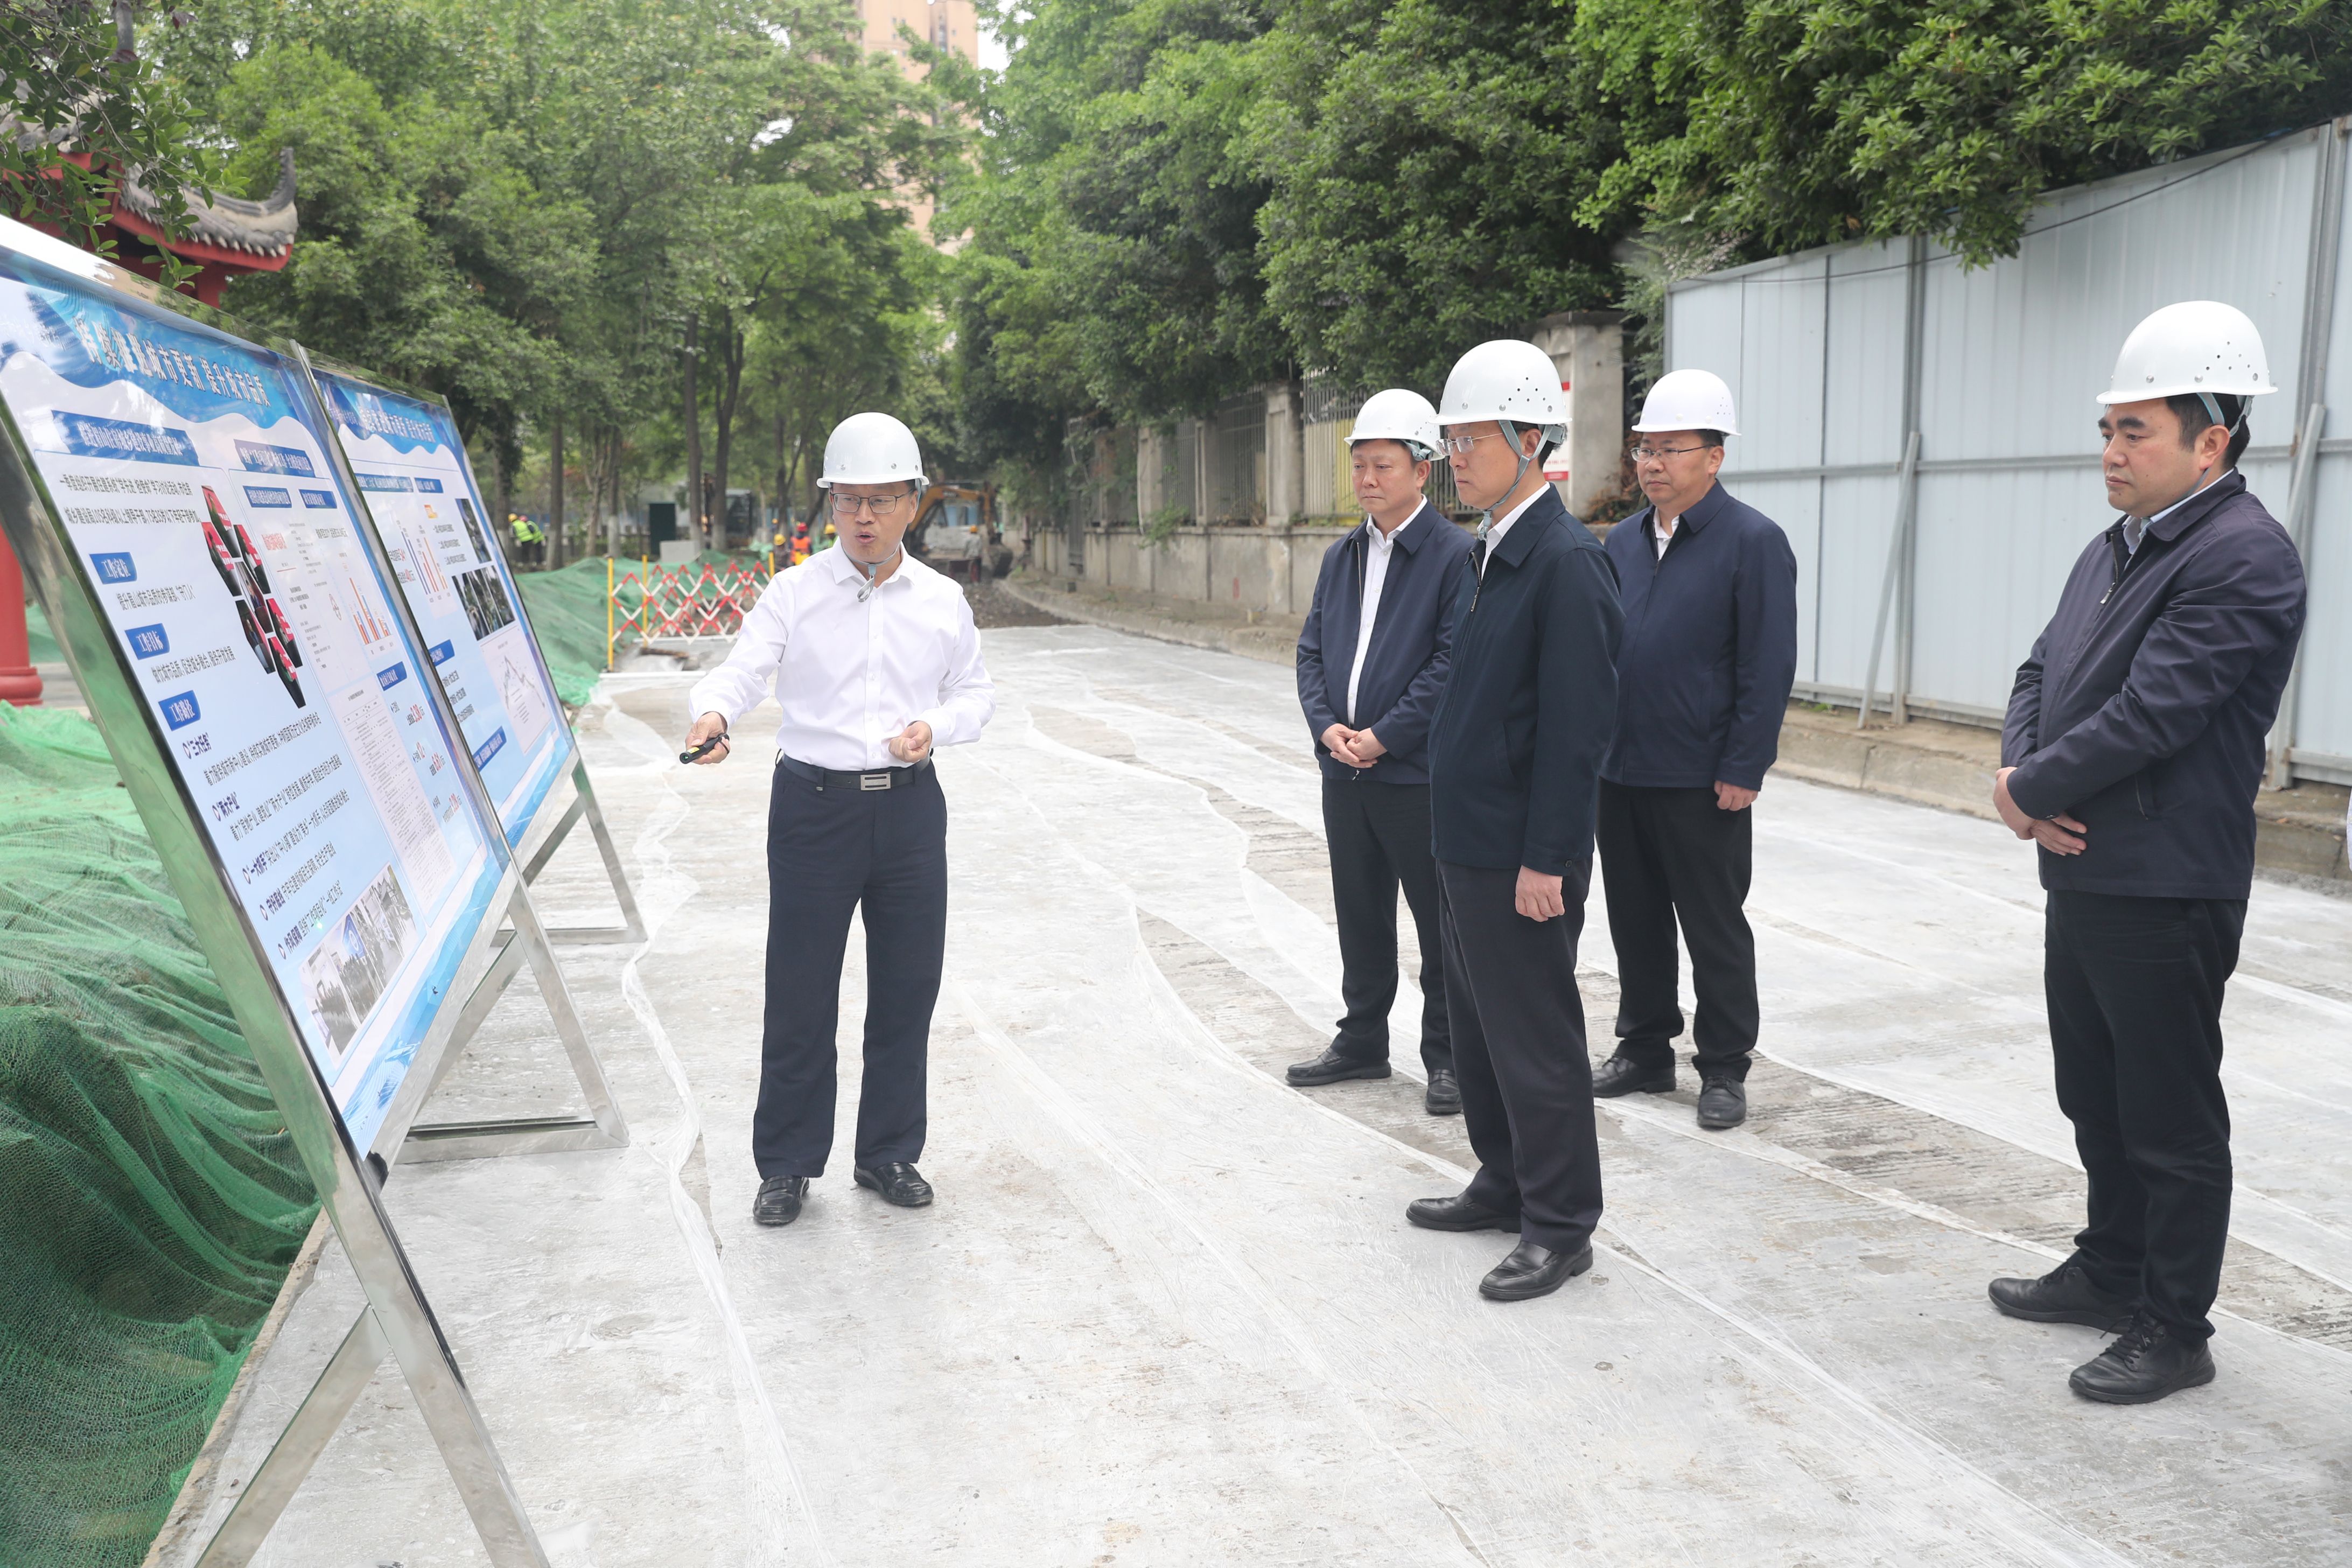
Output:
[0, 534, 45, 706]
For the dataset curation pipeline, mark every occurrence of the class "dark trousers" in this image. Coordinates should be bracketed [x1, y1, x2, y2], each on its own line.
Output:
[1596, 780, 1759, 1080]
[2046, 890, 2243, 1342]
[1324, 777, 1451, 1074]
[754, 762, 949, 1178]
[1437, 859, 1604, 1254]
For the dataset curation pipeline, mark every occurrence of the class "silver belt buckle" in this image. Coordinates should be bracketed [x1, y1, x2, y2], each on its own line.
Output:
[859, 771, 891, 791]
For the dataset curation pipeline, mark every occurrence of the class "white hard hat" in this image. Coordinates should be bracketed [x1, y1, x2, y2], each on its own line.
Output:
[818, 411, 927, 489]
[1349, 388, 1441, 459]
[1633, 368, 1739, 436]
[2098, 301, 2276, 405]
[1438, 339, 1568, 432]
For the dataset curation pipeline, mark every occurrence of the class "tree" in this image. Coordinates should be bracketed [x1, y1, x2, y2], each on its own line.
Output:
[3, 2, 214, 279]
[1572, 0, 2352, 267]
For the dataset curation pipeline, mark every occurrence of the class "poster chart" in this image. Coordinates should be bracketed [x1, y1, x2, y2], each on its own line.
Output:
[0, 243, 503, 1153]
[312, 368, 569, 846]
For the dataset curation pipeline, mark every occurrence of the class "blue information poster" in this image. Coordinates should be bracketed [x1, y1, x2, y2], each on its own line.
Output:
[312, 368, 569, 845]
[0, 238, 502, 1152]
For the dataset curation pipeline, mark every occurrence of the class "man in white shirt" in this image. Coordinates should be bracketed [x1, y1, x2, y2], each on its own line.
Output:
[1291, 389, 1471, 1114]
[683, 412, 996, 1228]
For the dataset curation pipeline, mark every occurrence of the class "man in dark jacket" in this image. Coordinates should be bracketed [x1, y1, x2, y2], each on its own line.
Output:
[1594, 370, 1798, 1132]
[1988, 301, 2306, 1405]
[1292, 389, 1474, 1115]
[1404, 339, 1623, 1304]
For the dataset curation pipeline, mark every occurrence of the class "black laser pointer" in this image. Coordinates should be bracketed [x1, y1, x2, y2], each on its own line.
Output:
[679, 733, 728, 765]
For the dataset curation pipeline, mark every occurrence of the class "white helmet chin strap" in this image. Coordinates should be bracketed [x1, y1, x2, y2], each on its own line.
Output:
[1481, 419, 1539, 533]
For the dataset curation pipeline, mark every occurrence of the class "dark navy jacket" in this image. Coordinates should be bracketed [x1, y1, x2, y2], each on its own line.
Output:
[1602, 482, 1799, 790]
[1427, 489, 1623, 874]
[2003, 470, 2305, 900]
[1296, 501, 1473, 785]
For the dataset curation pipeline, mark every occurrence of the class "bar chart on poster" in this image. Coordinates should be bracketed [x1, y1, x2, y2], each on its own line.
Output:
[310, 365, 570, 845]
[0, 242, 503, 1152]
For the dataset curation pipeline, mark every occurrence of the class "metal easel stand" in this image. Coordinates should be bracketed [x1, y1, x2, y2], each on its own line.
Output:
[517, 753, 647, 947]
[400, 865, 632, 1164]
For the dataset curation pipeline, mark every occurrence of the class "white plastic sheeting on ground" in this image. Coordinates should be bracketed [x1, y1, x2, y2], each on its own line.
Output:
[194, 625, 2352, 1568]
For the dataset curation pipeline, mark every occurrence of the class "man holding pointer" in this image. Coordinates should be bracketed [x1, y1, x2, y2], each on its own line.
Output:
[683, 411, 995, 1229]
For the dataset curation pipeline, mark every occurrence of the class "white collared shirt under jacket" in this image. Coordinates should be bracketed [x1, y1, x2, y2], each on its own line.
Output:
[688, 546, 996, 772]
[1345, 514, 1404, 723]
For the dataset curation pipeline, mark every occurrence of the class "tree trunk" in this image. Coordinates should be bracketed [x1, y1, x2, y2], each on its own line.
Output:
[683, 316, 705, 551]
[785, 409, 804, 531]
[606, 429, 623, 557]
[711, 305, 745, 550]
[549, 412, 566, 571]
[493, 445, 514, 560]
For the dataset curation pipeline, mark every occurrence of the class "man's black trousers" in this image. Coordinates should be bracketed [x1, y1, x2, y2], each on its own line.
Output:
[2045, 890, 2243, 1342]
[1324, 776, 1451, 1075]
[754, 761, 948, 1179]
[1437, 859, 1603, 1254]
[1596, 780, 1759, 1080]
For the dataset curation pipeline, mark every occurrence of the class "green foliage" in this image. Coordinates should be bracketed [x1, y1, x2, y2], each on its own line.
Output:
[1574, 0, 2352, 265]
[1, 3, 214, 288]
[1250, 0, 1624, 391]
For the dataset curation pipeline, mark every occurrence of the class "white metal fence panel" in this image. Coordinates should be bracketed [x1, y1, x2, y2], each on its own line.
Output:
[1670, 121, 2350, 782]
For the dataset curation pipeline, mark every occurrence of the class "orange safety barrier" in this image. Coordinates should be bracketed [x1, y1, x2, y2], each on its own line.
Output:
[606, 557, 774, 668]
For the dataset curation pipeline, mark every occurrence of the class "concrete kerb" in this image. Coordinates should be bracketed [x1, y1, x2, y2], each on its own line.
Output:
[1002, 570, 2349, 891]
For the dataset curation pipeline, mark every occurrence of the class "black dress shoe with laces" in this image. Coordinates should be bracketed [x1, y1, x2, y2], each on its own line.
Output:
[1987, 1261, 2136, 1330]
[752, 1175, 810, 1227]
[2069, 1312, 2216, 1404]
[1480, 1240, 1595, 1301]
[1593, 1055, 1675, 1097]
[1287, 1045, 1391, 1086]
[853, 1161, 934, 1207]
[1405, 1193, 1521, 1233]
[1696, 1075, 1747, 1130]
[1424, 1067, 1462, 1116]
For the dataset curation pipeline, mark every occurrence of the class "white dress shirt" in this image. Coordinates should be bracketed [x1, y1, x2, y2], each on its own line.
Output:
[1345, 507, 1419, 722]
[1475, 488, 1546, 578]
[689, 545, 996, 771]
[1652, 513, 1677, 559]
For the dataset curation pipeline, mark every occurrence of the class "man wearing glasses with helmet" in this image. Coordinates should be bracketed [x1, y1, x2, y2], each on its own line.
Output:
[682, 411, 996, 1230]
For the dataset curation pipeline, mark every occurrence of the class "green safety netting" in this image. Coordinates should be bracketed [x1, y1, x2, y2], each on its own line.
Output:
[0, 703, 319, 1568]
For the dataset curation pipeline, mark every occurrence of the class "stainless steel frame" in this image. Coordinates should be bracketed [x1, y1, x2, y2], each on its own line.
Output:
[0, 243, 569, 1568]
[285, 346, 629, 1170]
[295, 349, 646, 948]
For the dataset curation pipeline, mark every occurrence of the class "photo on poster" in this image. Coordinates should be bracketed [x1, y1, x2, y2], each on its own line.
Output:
[456, 495, 492, 563]
[457, 563, 515, 641]
[297, 863, 417, 1069]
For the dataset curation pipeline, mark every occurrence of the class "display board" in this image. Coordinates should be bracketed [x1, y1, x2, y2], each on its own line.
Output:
[310, 366, 570, 845]
[0, 240, 502, 1154]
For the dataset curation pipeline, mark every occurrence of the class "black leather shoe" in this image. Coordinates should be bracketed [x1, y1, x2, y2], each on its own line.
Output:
[1424, 1068, 1462, 1116]
[1405, 1193, 1521, 1233]
[1287, 1045, 1391, 1086]
[853, 1161, 934, 1207]
[1696, 1075, 1747, 1130]
[2069, 1313, 2216, 1404]
[1480, 1240, 1595, 1301]
[752, 1175, 809, 1227]
[1593, 1055, 1675, 1097]
[1988, 1261, 2136, 1330]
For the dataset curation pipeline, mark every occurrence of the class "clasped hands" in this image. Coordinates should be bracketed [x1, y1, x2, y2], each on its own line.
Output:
[1320, 723, 1388, 768]
[1993, 765, 2086, 856]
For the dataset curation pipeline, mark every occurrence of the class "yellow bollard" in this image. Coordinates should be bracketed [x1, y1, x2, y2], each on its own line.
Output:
[605, 556, 615, 670]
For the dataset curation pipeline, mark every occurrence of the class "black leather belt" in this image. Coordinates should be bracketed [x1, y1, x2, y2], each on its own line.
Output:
[775, 752, 934, 792]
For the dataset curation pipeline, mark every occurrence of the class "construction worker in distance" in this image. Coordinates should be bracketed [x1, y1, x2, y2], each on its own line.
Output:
[1987, 301, 2305, 1404]
[510, 513, 544, 566]
[1592, 369, 1798, 1133]
[1290, 388, 1470, 1117]
[817, 520, 838, 552]
[790, 517, 812, 566]
[682, 411, 996, 1231]
[1406, 339, 1622, 1304]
